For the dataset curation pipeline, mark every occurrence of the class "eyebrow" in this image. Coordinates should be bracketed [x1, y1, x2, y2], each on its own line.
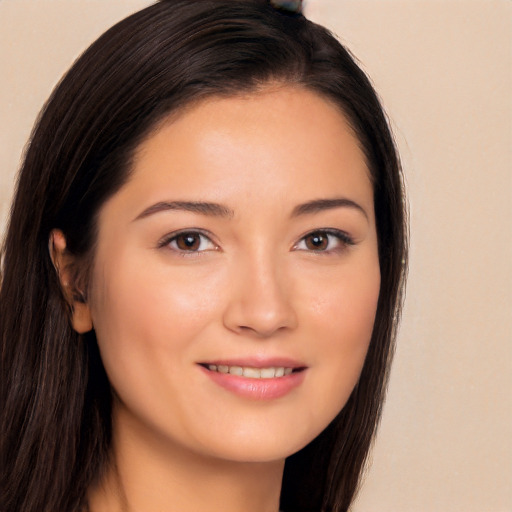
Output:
[291, 198, 368, 219]
[133, 197, 368, 222]
[134, 201, 234, 221]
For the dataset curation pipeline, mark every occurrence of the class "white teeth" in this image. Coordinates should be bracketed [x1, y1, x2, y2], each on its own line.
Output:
[260, 367, 276, 378]
[207, 365, 296, 379]
[243, 367, 261, 378]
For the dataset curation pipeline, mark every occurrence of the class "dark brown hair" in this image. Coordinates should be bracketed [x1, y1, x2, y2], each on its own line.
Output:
[0, 1, 407, 511]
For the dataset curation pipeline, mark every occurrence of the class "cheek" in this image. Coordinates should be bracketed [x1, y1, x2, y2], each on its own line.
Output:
[301, 258, 380, 409]
[87, 252, 225, 388]
[302, 252, 380, 343]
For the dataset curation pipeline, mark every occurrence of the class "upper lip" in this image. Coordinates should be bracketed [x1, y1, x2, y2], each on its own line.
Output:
[197, 357, 307, 369]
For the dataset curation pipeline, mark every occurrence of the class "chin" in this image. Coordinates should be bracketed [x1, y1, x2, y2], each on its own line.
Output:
[187, 413, 335, 465]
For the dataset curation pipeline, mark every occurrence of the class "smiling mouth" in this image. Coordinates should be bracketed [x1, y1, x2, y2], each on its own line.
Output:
[199, 364, 305, 379]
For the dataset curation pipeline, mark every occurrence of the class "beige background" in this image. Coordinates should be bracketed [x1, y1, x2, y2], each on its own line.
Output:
[1, 1, 511, 510]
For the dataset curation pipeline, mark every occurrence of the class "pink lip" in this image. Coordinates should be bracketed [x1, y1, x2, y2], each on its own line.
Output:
[197, 358, 307, 400]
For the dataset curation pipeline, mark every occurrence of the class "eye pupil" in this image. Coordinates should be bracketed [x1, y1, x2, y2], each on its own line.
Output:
[176, 234, 200, 251]
[306, 233, 328, 251]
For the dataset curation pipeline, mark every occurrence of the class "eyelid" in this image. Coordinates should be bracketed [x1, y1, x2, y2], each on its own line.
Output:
[157, 228, 219, 253]
[293, 228, 355, 253]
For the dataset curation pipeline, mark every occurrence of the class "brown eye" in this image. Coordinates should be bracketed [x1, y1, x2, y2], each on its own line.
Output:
[294, 229, 354, 253]
[165, 231, 217, 253]
[175, 233, 201, 251]
[304, 232, 329, 251]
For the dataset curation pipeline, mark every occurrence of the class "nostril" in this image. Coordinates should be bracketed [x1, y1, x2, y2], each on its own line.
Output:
[237, 323, 290, 339]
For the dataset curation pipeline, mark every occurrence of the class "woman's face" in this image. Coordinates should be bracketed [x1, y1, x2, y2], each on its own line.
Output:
[85, 86, 380, 463]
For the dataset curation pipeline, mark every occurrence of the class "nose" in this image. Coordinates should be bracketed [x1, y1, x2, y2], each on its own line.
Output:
[222, 252, 298, 338]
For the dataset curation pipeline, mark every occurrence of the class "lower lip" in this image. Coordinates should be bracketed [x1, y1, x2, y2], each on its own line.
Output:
[199, 366, 306, 400]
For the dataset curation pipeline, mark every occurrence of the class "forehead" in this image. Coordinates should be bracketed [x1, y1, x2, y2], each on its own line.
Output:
[136, 87, 369, 184]
[101, 86, 374, 225]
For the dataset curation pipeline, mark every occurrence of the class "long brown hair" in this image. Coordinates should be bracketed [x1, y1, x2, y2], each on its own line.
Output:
[0, 1, 407, 511]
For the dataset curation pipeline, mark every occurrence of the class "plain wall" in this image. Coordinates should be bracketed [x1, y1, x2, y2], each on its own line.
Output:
[1, 1, 511, 510]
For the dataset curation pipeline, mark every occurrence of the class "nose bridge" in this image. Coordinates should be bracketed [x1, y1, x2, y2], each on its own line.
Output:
[223, 242, 297, 337]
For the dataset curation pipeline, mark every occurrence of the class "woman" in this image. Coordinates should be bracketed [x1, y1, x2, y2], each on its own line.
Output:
[0, 1, 407, 511]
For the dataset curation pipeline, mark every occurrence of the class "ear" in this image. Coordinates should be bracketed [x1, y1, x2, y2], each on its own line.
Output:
[49, 229, 93, 334]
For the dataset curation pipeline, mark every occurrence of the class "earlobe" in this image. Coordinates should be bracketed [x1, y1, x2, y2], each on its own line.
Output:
[49, 229, 93, 334]
[71, 302, 94, 334]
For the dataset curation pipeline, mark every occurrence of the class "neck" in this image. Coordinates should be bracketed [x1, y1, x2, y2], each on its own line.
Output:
[87, 403, 284, 512]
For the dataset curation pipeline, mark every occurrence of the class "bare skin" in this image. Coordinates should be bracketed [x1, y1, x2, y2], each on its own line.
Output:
[52, 85, 380, 511]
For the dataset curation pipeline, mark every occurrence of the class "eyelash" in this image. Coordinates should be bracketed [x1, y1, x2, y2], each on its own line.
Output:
[158, 228, 354, 255]
[157, 229, 218, 256]
[293, 229, 355, 254]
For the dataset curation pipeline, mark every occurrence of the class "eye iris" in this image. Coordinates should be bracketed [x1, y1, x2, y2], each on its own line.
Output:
[306, 233, 328, 250]
[176, 234, 200, 251]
